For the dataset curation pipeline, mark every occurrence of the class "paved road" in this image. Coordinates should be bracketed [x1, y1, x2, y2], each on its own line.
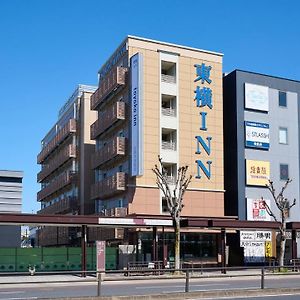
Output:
[1, 274, 300, 299]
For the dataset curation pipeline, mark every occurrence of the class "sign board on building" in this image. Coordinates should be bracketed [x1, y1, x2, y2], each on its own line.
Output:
[245, 121, 270, 150]
[245, 83, 269, 112]
[96, 241, 106, 272]
[246, 198, 271, 221]
[130, 53, 144, 177]
[246, 160, 270, 186]
[240, 230, 272, 263]
[265, 241, 272, 258]
[240, 230, 272, 245]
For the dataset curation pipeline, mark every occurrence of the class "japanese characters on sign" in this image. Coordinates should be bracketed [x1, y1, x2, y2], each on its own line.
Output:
[245, 121, 270, 150]
[240, 230, 272, 263]
[246, 160, 270, 186]
[247, 198, 271, 221]
[96, 240, 106, 272]
[194, 63, 213, 180]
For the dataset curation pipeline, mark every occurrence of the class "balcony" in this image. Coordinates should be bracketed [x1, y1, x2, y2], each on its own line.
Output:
[161, 74, 176, 84]
[162, 107, 176, 117]
[37, 144, 77, 182]
[101, 207, 128, 217]
[37, 119, 76, 164]
[37, 171, 77, 201]
[90, 67, 127, 110]
[91, 137, 126, 169]
[90, 101, 125, 140]
[162, 141, 176, 151]
[91, 172, 126, 200]
[37, 197, 78, 215]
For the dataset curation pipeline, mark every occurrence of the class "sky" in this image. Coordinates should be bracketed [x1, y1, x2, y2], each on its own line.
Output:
[0, 0, 300, 213]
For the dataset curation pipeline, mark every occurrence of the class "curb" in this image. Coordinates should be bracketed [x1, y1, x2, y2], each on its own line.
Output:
[40, 287, 300, 299]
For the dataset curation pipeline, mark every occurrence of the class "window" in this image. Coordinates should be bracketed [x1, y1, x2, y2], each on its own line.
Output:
[161, 94, 176, 117]
[161, 61, 176, 83]
[279, 91, 287, 107]
[279, 127, 288, 144]
[280, 164, 289, 180]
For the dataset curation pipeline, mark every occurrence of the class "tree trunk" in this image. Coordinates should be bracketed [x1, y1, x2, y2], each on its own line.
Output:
[279, 237, 286, 269]
[174, 219, 180, 272]
[278, 221, 287, 270]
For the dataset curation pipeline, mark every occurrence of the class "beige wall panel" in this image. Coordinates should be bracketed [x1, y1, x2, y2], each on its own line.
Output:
[181, 190, 224, 217]
[128, 187, 160, 215]
[178, 55, 223, 192]
[127, 38, 224, 218]
[128, 38, 223, 64]
[129, 46, 161, 188]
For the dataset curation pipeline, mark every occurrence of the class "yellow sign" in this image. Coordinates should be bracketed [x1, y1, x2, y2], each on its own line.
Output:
[265, 241, 272, 257]
[246, 160, 270, 186]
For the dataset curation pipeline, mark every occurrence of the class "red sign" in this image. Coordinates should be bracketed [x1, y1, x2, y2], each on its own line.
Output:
[96, 241, 106, 272]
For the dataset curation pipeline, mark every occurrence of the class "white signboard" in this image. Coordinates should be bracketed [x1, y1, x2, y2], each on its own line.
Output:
[246, 198, 271, 221]
[245, 83, 269, 112]
[240, 230, 272, 263]
[245, 121, 269, 150]
[130, 53, 144, 176]
[244, 243, 265, 263]
[240, 230, 271, 246]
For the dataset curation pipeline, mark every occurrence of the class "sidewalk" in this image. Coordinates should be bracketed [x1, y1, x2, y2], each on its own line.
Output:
[0, 268, 297, 284]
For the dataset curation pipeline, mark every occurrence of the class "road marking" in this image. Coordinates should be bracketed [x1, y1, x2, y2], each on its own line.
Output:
[4, 298, 37, 300]
[136, 283, 229, 289]
[0, 291, 24, 294]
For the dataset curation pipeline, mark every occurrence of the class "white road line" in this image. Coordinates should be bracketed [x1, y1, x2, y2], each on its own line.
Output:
[0, 291, 24, 294]
[136, 283, 229, 289]
[4, 298, 37, 300]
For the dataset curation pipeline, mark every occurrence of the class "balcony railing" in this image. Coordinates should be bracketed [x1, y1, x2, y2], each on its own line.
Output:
[37, 171, 77, 201]
[100, 207, 128, 217]
[162, 141, 176, 151]
[90, 101, 125, 140]
[37, 197, 78, 215]
[37, 119, 76, 164]
[166, 176, 176, 184]
[37, 227, 77, 246]
[91, 67, 127, 110]
[37, 144, 77, 182]
[161, 74, 176, 84]
[91, 172, 126, 199]
[162, 107, 176, 117]
[91, 137, 126, 169]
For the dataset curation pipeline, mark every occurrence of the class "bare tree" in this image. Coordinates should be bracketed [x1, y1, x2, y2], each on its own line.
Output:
[152, 156, 192, 271]
[262, 178, 296, 268]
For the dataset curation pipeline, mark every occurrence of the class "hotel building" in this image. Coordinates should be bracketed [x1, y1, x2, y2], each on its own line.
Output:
[37, 85, 97, 246]
[90, 36, 225, 261]
[223, 70, 300, 262]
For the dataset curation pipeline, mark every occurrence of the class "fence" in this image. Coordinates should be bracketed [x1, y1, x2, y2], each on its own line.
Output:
[0, 246, 118, 272]
[2, 265, 300, 298]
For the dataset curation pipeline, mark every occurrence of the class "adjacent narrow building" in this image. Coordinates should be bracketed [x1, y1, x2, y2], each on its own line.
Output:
[37, 85, 97, 246]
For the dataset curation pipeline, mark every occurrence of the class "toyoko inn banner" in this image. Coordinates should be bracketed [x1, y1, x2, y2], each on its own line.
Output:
[246, 160, 270, 186]
[245, 121, 270, 150]
[130, 53, 144, 176]
[245, 83, 269, 112]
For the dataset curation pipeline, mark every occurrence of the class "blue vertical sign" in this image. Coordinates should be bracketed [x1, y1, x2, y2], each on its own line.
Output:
[130, 53, 144, 176]
[194, 63, 213, 179]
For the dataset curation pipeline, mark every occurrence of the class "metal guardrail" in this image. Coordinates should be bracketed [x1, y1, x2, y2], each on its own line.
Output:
[2, 265, 300, 297]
